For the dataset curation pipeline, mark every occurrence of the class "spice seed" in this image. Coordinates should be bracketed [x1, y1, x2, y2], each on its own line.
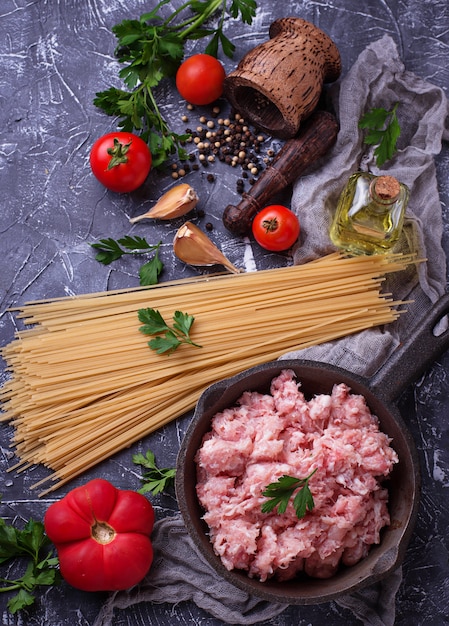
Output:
[172, 109, 275, 180]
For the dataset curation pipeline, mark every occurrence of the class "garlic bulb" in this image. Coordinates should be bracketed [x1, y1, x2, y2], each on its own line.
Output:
[173, 222, 241, 274]
[130, 184, 199, 222]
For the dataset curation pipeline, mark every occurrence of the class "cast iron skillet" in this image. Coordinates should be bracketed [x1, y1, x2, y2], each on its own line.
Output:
[176, 293, 449, 605]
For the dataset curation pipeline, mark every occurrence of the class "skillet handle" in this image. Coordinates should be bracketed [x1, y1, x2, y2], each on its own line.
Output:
[370, 293, 449, 404]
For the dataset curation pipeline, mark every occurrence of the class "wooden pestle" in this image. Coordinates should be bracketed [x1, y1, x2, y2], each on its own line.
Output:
[222, 110, 339, 236]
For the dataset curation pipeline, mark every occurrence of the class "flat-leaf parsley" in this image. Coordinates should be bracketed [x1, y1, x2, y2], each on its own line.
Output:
[359, 103, 401, 167]
[133, 450, 176, 495]
[90, 236, 163, 286]
[0, 517, 60, 614]
[138, 308, 202, 354]
[261, 469, 317, 519]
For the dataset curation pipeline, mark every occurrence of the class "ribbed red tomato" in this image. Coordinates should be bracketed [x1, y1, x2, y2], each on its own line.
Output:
[176, 54, 226, 105]
[44, 478, 154, 592]
[89, 132, 152, 193]
[252, 205, 301, 251]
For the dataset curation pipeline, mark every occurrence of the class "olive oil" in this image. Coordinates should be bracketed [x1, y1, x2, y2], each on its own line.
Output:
[329, 172, 410, 255]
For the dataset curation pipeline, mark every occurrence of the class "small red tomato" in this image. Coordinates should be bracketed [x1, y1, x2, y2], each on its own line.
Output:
[176, 54, 226, 106]
[252, 205, 301, 252]
[89, 132, 152, 193]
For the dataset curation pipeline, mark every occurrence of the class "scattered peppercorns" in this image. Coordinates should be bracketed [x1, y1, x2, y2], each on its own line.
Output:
[171, 105, 275, 191]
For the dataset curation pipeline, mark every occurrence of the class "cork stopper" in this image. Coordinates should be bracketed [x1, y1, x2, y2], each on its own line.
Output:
[371, 176, 401, 202]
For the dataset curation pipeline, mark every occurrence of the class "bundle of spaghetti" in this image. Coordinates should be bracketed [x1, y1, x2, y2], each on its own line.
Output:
[0, 252, 419, 495]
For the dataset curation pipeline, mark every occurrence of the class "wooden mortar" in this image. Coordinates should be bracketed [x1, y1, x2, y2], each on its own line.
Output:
[223, 17, 341, 138]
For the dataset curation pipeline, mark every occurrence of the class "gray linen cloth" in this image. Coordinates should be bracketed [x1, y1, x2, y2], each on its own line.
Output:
[94, 35, 449, 626]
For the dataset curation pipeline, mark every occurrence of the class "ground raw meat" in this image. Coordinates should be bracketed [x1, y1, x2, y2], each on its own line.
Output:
[195, 369, 398, 581]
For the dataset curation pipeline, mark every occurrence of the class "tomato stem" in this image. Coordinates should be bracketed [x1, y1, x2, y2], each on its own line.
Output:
[106, 138, 131, 170]
[262, 218, 280, 233]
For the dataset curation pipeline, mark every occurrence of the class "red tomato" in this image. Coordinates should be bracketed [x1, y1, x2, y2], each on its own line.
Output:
[176, 54, 226, 106]
[44, 478, 154, 591]
[252, 205, 300, 252]
[89, 132, 152, 193]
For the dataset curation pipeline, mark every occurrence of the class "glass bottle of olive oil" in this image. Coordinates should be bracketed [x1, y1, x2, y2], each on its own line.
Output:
[329, 172, 410, 255]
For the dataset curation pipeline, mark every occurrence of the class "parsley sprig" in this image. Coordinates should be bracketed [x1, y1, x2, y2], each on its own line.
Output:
[261, 469, 317, 519]
[133, 450, 176, 495]
[359, 103, 401, 167]
[138, 308, 202, 354]
[90, 235, 163, 285]
[0, 517, 60, 614]
[93, 0, 258, 167]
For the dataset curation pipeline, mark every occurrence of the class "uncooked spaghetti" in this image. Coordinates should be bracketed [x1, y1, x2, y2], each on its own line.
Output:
[0, 252, 418, 495]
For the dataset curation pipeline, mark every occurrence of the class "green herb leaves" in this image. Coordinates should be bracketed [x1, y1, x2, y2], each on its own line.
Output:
[133, 450, 176, 495]
[359, 103, 401, 167]
[261, 469, 317, 519]
[90, 236, 163, 286]
[138, 308, 201, 354]
[94, 0, 258, 167]
[0, 518, 59, 614]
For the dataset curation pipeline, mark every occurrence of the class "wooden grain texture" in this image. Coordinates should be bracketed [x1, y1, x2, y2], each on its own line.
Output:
[224, 17, 341, 137]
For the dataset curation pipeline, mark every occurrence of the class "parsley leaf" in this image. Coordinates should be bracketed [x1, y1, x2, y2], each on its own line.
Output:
[138, 308, 202, 354]
[8, 588, 35, 613]
[133, 450, 177, 495]
[119, 235, 158, 251]
[172, 310, 196, 337]
[261, 469, 317, 519]
[94, 0, 258, 167]
[359, 103, 401, 167]
[139, 255, 164, 286]
[90, 236, 163, 286]
[138, 308, 170, 334]
[0, 518, 60, 614]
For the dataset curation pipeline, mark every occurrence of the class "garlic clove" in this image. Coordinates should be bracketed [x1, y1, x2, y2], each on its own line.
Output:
[130, 184, 199, 223]
[173, 222, 242, 274]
